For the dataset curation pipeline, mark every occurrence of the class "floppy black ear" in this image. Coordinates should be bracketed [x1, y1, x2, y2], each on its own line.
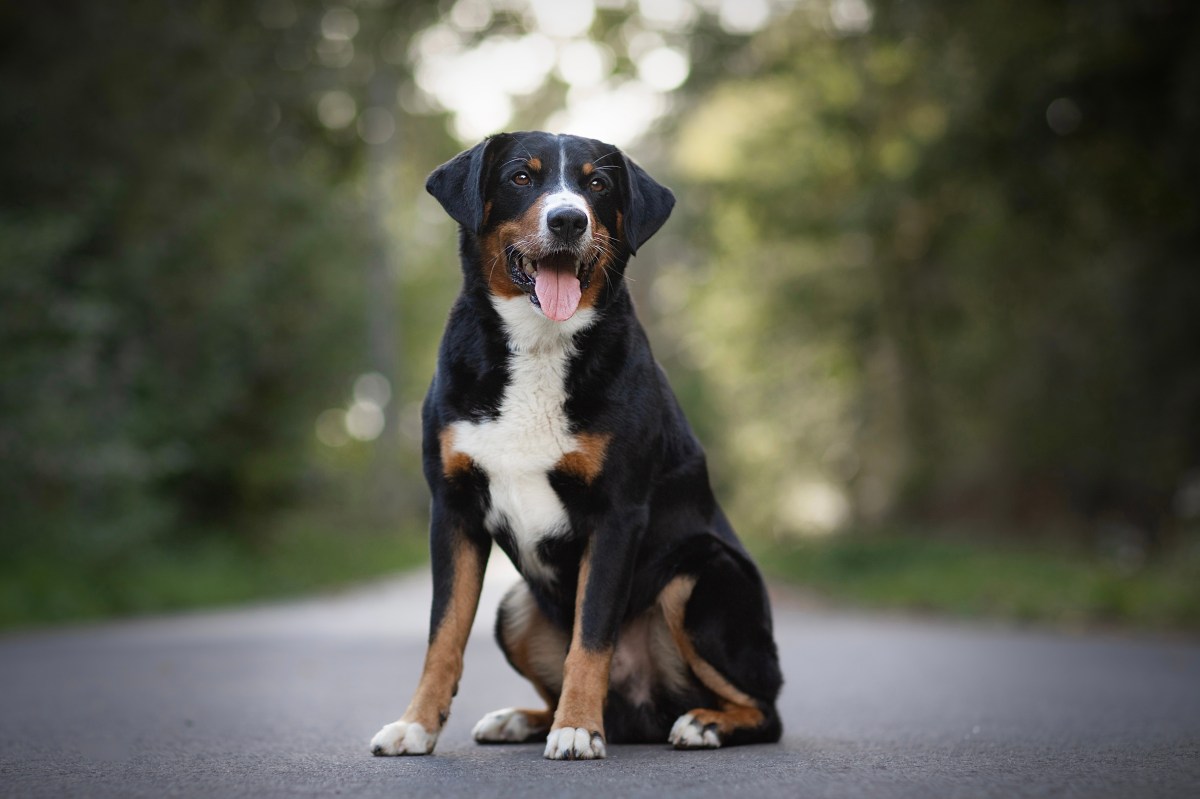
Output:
[622, 155, 675, 254]
[426, 134, 510, 234]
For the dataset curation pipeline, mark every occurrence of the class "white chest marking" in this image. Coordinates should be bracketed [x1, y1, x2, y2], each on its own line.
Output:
[448, 296, 597, 582]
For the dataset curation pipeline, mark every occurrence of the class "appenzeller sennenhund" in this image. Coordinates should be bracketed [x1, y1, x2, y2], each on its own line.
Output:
[370, 132, 782, 760]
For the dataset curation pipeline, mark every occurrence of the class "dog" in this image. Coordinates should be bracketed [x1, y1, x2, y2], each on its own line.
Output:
[370, 132, 782, 760]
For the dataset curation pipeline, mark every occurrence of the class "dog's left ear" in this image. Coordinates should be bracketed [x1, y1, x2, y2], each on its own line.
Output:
[621, 155, 675, 255]
[426, 134, 511, 234]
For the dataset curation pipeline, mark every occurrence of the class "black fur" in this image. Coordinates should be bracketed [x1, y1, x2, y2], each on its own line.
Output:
[423, 132, 781, 746]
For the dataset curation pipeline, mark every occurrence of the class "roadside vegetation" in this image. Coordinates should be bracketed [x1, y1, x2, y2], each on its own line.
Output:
[756, 530, 1200, 631]
[0, 516, 427, 630]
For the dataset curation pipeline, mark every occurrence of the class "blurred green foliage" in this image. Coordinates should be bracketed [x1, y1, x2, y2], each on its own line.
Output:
[2, 0, 1198, 628]
[0, 1, 444, 621]
[0, 513, 428, 629]
[663, 0, 1200, 551]
[757, 531, 1200, 630]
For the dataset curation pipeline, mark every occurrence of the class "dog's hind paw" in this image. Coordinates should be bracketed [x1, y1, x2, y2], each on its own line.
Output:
[543, 727, 606, 760]
[473, 707, 551, 743]
[668, 713, 721, 749]
[370, 720, 437, 756]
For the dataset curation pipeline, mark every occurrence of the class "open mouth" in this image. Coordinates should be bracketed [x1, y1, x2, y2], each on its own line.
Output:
[506, 247, 597, 322]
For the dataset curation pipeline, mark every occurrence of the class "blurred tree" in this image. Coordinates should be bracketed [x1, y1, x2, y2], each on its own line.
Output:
[667, 0, 1200, 548]
[0, 0, 441, 564]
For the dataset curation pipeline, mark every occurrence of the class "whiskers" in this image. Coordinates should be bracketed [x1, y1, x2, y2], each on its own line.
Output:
[487, 245, 510, 285]
[581, 230, 634, 314]
[588, 230, 627, 288]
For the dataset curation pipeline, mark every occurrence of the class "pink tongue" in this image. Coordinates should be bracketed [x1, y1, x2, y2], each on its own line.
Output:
[534, 256, 582, 322]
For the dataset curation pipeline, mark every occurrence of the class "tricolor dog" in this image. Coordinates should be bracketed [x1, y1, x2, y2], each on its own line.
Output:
[370, 132, 782, 760]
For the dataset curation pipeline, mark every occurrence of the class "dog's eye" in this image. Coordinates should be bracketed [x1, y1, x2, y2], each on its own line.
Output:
[588, 177, 607, 193]
[511, 172, 531, 186]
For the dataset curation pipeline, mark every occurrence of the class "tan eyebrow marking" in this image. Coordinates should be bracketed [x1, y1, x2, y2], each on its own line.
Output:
[582, 162, 595, 176]
[527, 157, 542, 171]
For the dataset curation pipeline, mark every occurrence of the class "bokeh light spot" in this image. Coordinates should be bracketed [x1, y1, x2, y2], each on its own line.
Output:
[637, 0, 697, 31]
[321, 7, 359, 41]
[830, 0, 874, 34]
[353, 372, 393, 407]
[346, 401, 385, 442]
[317, 90, 357, 129]
[1046, 97, 1082, 135]
[718, 0, 770, 34]
[558, 39, 614, 88]
[528, 0, 596, 39]
[636, 46, 690, 91]
[450, 0, 494, 32]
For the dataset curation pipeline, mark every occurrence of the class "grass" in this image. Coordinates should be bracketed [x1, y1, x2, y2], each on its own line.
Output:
[753, 530, 1200, 631]
[0, 516, 428, 631]
[5, 515, 1198, 634]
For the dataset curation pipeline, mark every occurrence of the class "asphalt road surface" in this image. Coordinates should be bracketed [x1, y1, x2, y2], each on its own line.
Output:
[2, 554, 1198, 798]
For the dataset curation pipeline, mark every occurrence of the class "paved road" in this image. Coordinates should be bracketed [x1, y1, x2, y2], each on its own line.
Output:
[1, 555, 1197, 798]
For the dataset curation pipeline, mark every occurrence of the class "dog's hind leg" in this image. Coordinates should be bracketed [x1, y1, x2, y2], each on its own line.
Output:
[473, 580, 567, 743]
[658, 547, 783, 749]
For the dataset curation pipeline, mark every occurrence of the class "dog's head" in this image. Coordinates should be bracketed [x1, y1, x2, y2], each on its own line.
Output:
[427, 131, 675, 322]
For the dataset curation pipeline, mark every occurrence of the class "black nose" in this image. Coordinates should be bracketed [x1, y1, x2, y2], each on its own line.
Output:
[547, 207, 588, 241]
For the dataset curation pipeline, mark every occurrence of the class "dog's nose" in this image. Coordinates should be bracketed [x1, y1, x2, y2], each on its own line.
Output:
[547, 207, 588, 242]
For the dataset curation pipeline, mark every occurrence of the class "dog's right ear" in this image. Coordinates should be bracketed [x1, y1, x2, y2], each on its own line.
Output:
[426, 134, 510, 234]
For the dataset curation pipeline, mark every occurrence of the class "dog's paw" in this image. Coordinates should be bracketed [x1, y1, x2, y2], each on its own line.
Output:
[473, 708, 549, 743]
[543, 727, 606, 760]
[668, 713, 721, 749]
[370, 720, 438, 756]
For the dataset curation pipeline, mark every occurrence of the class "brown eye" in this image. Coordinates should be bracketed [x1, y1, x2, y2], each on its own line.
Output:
[588, 177, 607, 192]
[512, 172, 531, 186]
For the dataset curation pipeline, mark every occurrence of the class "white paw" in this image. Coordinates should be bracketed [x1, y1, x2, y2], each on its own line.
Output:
[668, 713, 721, 749]
[472, 708, 545, 743]
[543, 727, 606, 760]
[370, 720, 438, 756]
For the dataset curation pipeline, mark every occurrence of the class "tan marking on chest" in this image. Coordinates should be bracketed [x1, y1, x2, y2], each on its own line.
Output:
[439, 427, 474, 479]
[554, 432, 612, 483]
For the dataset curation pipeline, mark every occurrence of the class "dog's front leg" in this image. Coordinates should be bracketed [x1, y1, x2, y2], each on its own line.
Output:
[544, 514, 644, 760]
[371, 517, 489, 756]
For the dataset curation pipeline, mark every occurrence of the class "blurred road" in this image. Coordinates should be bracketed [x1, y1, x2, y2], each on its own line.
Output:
[1, 554, 1198, 798]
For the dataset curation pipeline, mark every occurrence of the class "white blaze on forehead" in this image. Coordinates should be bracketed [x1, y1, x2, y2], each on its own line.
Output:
[537, 139, 592, 242]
